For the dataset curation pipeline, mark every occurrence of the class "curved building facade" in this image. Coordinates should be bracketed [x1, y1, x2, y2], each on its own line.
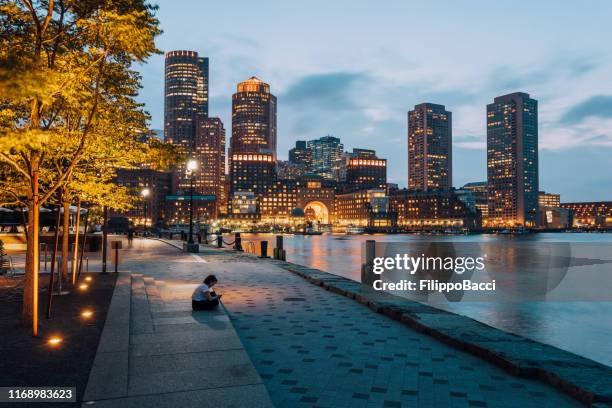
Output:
[231, 76, 277, 158]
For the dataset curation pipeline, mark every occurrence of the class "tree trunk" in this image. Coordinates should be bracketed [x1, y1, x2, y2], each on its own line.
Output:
[22, 170, 40, 336]
[71, 197, 81, 285]
[102, 206, 108, 273]
[46, 191, 63, 319]
[61, 199, 70, 281]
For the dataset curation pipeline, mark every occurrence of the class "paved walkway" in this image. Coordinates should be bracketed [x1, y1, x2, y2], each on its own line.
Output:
[85, 238, 582, 407]
[81, 238, 272, 407]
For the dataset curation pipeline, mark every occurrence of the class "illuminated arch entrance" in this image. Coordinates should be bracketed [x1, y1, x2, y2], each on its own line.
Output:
[304, 201, 329, 224]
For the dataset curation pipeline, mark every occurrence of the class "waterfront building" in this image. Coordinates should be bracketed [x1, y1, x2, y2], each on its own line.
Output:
[335, 189, 396, 229]
[230, 191, 258, 214]
[229, 152, 276, 198]
[231, 76, 277, 159]
[228, 77, 278, 216]
[390, 189, 480, 230]
[462, 182, 488, 219]
[296, 175, 336, 225]
[227, 191, 260, 225]
[260, 180, 299, 224]
[407, 103, 452, 191]
[307, 135, 344, 181]
[113, 168, 173, 228]
[539, 206, 571, 229]
[559, 201, 612, 228]
[486, 92, 539, 228]
[539, 191, 561, 208]
[341, 148, 387, 192]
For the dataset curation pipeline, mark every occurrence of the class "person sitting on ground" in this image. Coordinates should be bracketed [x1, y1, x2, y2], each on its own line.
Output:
[192, 274, 221, 310]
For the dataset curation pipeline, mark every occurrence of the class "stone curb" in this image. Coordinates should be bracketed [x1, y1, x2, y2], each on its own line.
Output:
[155, 239, 612, 406]
[82, 272, 131, 403]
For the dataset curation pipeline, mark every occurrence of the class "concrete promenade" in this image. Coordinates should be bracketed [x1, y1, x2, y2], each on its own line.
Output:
[81, 238, 272, 408]
[82, 238, 585, 407]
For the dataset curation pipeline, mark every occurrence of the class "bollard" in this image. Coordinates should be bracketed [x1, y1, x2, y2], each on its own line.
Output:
[111, 241, 122, 273]
[234, 232, 242, 251]
[197, 233, 202, 244]
[217, 235, 223, 248]
[274, 235, 283, 259]
[259, 240, 269, 258]
[361, 240, 376, 285]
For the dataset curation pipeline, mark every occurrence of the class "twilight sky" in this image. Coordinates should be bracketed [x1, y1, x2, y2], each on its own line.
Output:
[136, 0, 612, 202]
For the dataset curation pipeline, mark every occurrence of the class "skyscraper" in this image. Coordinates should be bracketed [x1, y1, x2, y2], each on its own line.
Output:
[229, 77, 277, 215]
[231, 77, 277, 159]
[164, 50, 222, 222]
[164, 50, 209, 148]
[307, 135, 344, 181]
[289, 140, 312, 170]
[195, 116, 226, 218]
[486, 92, 539, 227]
[407, 103, 452, 191]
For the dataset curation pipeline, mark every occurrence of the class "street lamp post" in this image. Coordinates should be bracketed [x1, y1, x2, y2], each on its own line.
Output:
[186, 159, 198, 245]
[141, 188, 150, 237]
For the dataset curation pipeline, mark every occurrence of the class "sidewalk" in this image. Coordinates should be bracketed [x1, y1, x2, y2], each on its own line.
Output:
[81, 238, 272, 407]
[87, 238, 585, 408]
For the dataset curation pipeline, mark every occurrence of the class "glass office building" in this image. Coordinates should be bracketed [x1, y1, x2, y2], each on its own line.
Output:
[407, 103, 452, 191]
[486, 92, 539, 227]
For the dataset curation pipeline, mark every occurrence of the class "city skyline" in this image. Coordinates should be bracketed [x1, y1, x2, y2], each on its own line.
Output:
[136, 0, 612, 202]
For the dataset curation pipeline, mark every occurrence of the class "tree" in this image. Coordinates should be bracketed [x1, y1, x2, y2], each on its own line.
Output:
[0, 0, 161, 335]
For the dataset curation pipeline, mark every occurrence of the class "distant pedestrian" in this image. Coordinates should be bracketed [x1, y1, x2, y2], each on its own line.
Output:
[127, 229, 134, 248]
[192, 275, 221, 310]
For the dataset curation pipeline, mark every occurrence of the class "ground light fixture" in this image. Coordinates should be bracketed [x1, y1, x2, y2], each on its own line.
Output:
[47, 336, 63, 347]
[81, 309, 94, 319]
[85, 276, 92, 282]
[79, 283, 88, 291]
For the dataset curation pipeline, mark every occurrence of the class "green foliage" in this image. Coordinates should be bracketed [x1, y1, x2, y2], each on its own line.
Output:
[0, 0, 173, 210]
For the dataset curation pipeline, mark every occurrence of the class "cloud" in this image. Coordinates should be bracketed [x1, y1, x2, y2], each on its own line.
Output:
[560, 95, 612, 124]
[282, 72, 367, 109]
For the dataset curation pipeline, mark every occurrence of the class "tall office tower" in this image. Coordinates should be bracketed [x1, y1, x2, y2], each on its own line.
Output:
[307, 135, 344, 181]
[195, 116, 226, 218]
[164, 50, 209, 195]
[231, 76, 277, 159]
[289, 140, 312, 170]
[164, 50, 209, 146]
[407, 103, 452, 191]
[487, 92, 539, 227]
